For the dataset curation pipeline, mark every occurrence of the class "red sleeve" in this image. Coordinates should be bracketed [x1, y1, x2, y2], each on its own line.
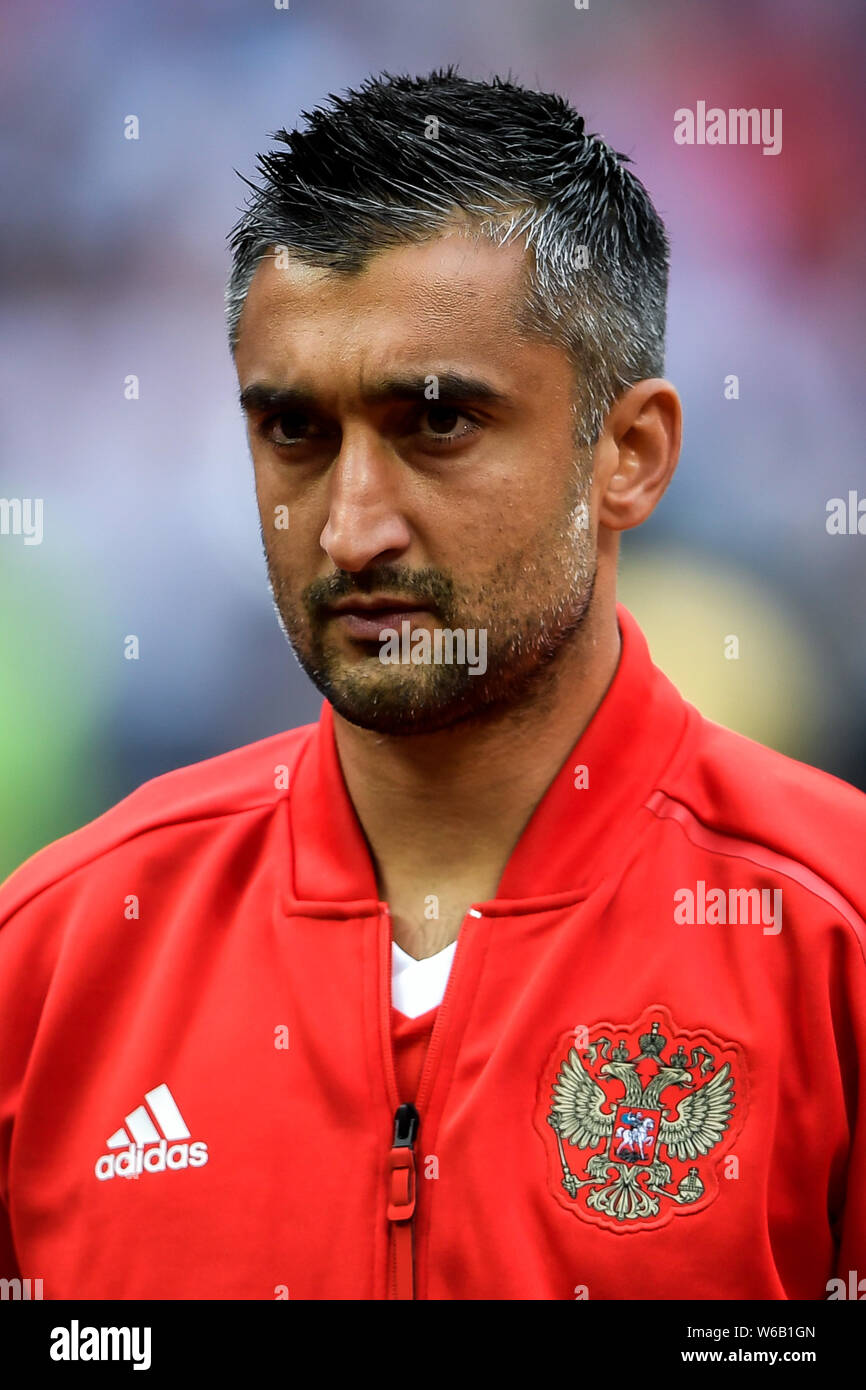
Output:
[0, 872, 68, 1289]
[0, 1196, 20, 1282]
[832, 919, 866, 1286]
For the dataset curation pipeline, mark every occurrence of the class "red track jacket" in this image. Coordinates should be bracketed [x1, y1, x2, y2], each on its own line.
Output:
[1, 605, 864, 1300]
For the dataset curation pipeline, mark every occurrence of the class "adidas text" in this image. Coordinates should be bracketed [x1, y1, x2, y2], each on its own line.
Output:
[95, 1139, 208, 1180]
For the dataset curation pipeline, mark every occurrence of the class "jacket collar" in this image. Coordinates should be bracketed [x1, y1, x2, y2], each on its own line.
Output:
[284, 604, 689, 915]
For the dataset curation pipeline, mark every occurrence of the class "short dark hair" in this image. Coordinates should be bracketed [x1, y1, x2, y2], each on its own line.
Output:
[226, 67, 669, 444]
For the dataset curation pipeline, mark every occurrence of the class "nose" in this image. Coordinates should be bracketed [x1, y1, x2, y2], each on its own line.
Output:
[319, 425, 412, 572]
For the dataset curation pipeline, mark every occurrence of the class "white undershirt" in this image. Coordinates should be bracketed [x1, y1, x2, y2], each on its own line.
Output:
[391, 939, 457, 1018]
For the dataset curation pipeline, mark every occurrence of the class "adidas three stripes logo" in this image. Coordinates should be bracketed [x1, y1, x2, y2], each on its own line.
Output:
[106, 1083, 190, 1149]
[95, 1084, 208, 1181]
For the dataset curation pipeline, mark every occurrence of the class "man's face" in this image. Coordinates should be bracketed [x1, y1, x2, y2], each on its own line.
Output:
[234, 231, 597, 735]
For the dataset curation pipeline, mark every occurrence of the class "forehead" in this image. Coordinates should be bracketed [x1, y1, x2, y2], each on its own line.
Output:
[233, 232, 564, 389]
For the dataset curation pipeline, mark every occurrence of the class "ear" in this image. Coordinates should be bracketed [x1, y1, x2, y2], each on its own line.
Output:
[593, 379, 682, 532]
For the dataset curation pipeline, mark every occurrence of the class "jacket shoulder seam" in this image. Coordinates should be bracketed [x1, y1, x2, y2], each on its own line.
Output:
[0, 724, 317, 927]
[645, 789, 866, 967]
[0, 796, 284, 931]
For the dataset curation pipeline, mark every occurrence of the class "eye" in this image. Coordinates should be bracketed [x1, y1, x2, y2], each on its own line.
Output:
[417, 404, 480, 447]
[261, 411, 321, 448]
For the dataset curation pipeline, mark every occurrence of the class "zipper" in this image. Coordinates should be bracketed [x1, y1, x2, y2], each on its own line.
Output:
[387, 1102, 419, 1299]
[381, 904, 483, 1300]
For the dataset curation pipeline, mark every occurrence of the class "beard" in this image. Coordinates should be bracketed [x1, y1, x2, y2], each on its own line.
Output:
[262, 488, 597, 737]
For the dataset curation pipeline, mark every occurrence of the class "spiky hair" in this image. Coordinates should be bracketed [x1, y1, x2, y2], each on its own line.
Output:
[226, 67, 669, 444]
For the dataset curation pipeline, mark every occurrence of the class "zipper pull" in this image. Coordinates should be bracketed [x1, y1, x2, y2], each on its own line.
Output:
[388, 1103, 419, 1217]
[387, 1102, 419, 1299]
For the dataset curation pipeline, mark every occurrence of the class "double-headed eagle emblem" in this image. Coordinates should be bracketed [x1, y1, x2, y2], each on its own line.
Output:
[537, 1009, 745, 1229]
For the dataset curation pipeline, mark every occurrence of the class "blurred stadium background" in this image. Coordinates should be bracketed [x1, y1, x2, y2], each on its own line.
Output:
[1, 0, 865, 878]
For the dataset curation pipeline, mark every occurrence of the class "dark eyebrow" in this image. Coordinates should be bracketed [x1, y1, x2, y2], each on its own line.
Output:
[238, 372, 510, 416]
[363, 372, 510, 407]
[238, 383, 317, 416]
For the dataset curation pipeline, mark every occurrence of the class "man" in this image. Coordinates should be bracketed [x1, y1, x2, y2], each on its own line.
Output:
[0, 69, 864, 1301]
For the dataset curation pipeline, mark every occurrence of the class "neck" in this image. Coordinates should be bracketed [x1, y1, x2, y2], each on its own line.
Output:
[331, 593, 622, 957]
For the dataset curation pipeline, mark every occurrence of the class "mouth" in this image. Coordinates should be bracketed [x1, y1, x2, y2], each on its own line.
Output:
[324, 599, 433, 643]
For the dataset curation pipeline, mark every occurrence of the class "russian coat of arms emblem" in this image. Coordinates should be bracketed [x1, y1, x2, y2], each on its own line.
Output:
[535, 1006, 747, 1232]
